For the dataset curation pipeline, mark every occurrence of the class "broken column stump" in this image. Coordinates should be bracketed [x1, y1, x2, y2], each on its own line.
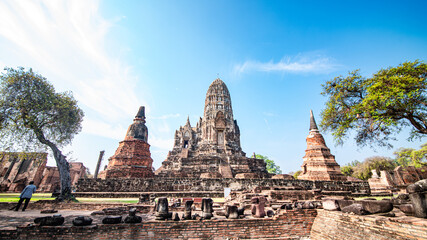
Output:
[155, 197, 170, 220]
[251, 196, 266, 218]
[183, 200, 194, 220]
[201, 198, 214, 219]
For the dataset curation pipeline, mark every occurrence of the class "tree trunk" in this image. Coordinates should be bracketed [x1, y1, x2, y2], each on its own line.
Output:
[33, 129, 74, 201]
[48, 143, 73, 201]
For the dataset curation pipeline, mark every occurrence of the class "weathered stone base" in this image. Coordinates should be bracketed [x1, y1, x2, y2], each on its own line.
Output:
[311, 209, 427, 240]
[0, 209, 317, 240]
[76, 178, 371, 197]
[74, 191, 224, 199]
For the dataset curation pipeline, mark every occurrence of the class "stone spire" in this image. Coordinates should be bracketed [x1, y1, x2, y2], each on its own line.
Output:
[135, 106, 146, 122]
[125, 106, 148, 142]
[309, 110, 318, 131]
[185, 115, 191, 127]
[200, 78, 241, 150]
[203, 78, 233, 121]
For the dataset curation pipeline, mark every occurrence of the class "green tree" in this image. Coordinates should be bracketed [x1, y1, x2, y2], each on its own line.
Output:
[320, 60, 427, 148]
[0, 67, 84, 200]
[340, 165, 354, 176]
[255, 154, 282, 174]
[352, 156, 396, 180]
[293, 170, 302, 179]
[394, 143, 427, 167]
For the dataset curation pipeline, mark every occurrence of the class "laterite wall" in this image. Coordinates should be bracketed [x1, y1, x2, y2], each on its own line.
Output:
[310, 210, 427, 240]
[0, 209, 317, 240]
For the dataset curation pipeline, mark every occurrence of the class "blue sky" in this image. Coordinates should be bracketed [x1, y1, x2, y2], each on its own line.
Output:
[0, 0, 426, 174]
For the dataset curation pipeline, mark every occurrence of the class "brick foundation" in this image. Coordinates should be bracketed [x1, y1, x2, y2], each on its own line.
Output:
[310, 209, 427, 240]
[76, 178, 370, 197]
[0, 209, 317, 240]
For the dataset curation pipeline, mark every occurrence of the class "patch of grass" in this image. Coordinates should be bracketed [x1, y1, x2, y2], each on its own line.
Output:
[354, 196, 394, 201]
[76, 198, 139, 204]
[0, 193, 55, 202]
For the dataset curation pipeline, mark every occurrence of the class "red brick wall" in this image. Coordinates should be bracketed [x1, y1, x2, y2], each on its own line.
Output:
[0, 209, 317, 240]
[311, 210, 427, 240]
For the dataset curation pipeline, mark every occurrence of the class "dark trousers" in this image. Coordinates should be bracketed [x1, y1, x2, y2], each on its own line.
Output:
[14, 198, 31, 211]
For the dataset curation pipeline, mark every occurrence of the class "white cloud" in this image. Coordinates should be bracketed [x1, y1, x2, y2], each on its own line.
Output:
[149, 114, 181, 120]
[0, 0, 144, 135]
[149, 135, 174, 151]
[233, 53, 340, 75]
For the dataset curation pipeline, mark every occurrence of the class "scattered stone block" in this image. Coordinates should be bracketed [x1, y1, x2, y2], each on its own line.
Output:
[398, 204, 415, 216]
[72, 216, 93, 226]
[34, 214, 65, 226]
[102, 216, 122, 224]
[322, 199, 340, 211]
[407, 179, 427, 218]
[266, 210, 274, 217]
[361, 200, 393, 214]
[124, 208, 142, 223]
[337, 200, 354, 209]
[341, 204, 368, 215]
[40, 209, 58, 214]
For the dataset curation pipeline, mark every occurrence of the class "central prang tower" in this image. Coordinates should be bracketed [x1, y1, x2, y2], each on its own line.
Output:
[155, 78, 268, 178]
[199, 79, 243, 155]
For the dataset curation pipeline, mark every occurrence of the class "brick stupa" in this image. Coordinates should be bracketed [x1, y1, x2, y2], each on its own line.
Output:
[100, 106, 154, 179]
[298, 110, 346, 181]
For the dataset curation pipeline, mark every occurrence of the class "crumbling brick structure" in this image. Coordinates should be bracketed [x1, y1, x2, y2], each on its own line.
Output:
[99, 106, 154, 179]
[368, 166, 427, 195]
[155, 78, 269, 178]
[38, 162, 87, 192]
[0, 152, 87, 193]
[0, 152, 47, 192]
[298, 110, 346, 181]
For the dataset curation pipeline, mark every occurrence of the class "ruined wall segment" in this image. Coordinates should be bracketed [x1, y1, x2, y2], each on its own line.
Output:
[311, 209, 427, 240]
[368, 166, 427, 195]
[155, 78, 269, 178]
[298, 110, 347, 181]
[0, 152, 47, 192]
[100, 106, 154, 179]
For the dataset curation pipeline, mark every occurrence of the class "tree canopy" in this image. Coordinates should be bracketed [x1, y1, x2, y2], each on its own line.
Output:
[340, 143, 427, 180]
[394, 143, 427, 168]
[320, 60, 426, 148]
[0, 67, 84, 200]
[254, 154, 282, 174]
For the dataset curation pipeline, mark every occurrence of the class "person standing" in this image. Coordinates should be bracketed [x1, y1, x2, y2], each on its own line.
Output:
[12, 181, 36, 211]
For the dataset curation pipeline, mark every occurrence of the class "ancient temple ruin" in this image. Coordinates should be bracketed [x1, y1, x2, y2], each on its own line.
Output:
[0, 152, 87, 192]
[155, 78, 269, 178]
[298, 110, 346, 181]
[99, 106, 154, 179]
